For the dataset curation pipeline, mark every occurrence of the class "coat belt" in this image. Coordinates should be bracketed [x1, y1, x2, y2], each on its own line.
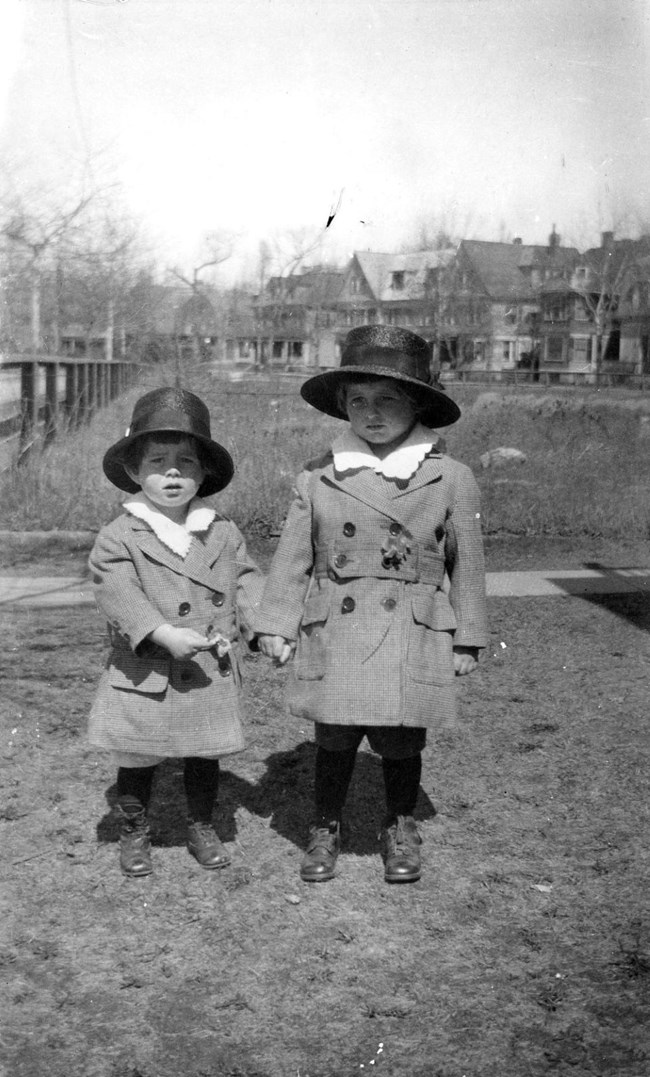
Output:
[314, 543, 445, 586]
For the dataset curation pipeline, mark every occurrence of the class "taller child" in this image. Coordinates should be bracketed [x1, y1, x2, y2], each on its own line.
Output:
[256, 326, 487, 884]
[88, 387, 263, 877]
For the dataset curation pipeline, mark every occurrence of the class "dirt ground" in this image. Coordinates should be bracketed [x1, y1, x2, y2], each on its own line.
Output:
[1, 537, 649, 1077]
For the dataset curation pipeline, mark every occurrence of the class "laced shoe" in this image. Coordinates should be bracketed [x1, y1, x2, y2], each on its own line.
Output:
[381, 815, 422, 883]
[116, 802, 152, 878]
[187, 821, 231, 869]
[300, 820, 341, 882]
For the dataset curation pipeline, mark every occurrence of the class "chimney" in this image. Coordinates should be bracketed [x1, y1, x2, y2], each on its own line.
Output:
[548, 226, 560, 251]
[512, 237, 522, 245]
[601, 231, 615, 250]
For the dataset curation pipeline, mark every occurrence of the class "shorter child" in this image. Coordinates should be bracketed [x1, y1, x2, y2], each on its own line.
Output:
[88, 387, 263, 877]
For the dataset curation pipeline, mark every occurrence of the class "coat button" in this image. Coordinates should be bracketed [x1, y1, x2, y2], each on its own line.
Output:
[334, 553, 348, 568]
[341, 596, 356, 614]
[389, 522, 402, 535]
[178, 602, 191, 616]
[343, 522, 356, 537]
[382, 597, 397, 611]
[212, 592, 225, 607]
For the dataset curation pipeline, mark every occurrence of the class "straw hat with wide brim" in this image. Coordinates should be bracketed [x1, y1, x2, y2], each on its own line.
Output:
[300, 325, 460, 428]
[102, 387, 234, 496]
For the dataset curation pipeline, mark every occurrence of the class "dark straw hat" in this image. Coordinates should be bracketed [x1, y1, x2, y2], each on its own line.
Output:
[300, 325, 460, 428]
[102, 387, 234, 496]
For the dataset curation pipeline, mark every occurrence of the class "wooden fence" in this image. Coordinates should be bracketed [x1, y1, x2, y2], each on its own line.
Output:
[1, 353, 139, 451]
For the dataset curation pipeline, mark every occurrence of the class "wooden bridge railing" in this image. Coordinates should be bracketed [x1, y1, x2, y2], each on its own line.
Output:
[1, 353, 139, 450]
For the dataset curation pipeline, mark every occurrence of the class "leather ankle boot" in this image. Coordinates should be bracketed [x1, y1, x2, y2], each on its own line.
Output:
[300, 820, 341, 882]
[187, 821, 230, 869]
[116, 801, 152, 878]
[381, 815, 421, 883]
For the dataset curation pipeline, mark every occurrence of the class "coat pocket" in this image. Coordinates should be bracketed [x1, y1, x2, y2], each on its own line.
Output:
[295, 593, 330, 681]
[407, 592, 455, 685]
[108, 651, 171, 696]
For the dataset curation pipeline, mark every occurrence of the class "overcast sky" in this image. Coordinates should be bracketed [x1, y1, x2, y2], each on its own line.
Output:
[1, 0, 649, 282]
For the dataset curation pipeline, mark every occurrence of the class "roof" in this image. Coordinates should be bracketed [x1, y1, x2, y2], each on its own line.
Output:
[352, 249, 454, 302]
[459, 240, 579, 301]
[262, 266, 345, 307]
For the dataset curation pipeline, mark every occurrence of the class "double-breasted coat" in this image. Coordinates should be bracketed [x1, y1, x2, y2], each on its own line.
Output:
[255, 447, 487, 730]
[88, 511, 263, 757]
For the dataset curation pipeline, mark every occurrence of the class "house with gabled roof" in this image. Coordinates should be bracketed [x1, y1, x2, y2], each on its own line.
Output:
[537, 232, 650, 378]
[603, 248, 650, 375]
[436, 231, 579, 373]
[254, 265, 345, 368]
[329, 249, 453, 369]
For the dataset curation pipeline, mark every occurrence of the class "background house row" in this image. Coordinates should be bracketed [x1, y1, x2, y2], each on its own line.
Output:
[5, 229, 650, 382]
[216, 229, 650, 381]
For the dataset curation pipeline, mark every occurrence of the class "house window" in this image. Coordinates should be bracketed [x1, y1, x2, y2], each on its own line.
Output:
[502, 341, 513, 364]
[574, 297, 589, 321]
[547, 336, 564, 363]
[350, 277, 361, 295]
[391, 271, 404, 291]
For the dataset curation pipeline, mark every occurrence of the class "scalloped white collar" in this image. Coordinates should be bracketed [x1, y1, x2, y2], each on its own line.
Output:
[332, 422, 440, 480]
[123, 493, 216, 558]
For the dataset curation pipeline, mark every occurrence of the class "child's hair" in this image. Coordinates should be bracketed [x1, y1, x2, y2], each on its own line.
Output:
[121, 431, 214, 475]
[335, 373, 426, 416]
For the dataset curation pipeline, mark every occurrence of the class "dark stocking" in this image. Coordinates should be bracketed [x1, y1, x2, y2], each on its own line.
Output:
[314, 746, 357, 824]
[184, 757, 220, 823]
[382, 754, 422, 821]
[116, 765, 156, 812]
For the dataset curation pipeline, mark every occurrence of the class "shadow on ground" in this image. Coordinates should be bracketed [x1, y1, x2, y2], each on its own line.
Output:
[551, 564, 650, 630]
[96, 739, 436, 857]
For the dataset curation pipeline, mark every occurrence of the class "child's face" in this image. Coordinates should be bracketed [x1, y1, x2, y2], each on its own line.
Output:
[344, 377, 418, 454]
[125, 436, 206, 520]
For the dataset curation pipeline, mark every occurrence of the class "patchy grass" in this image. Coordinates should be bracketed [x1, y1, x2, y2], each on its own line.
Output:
[1, 362, 650, 541]
[1, 580, 649, 1076]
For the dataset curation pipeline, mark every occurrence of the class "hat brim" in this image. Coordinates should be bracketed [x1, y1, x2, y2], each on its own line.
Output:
[102, 432, 234, 496]
[300, 366, 461, 428]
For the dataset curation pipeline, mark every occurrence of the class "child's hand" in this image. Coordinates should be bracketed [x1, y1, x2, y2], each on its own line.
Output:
[258, 634, 294, 666]
[453, 646, 479, 676]
[149, 624, 215, 660]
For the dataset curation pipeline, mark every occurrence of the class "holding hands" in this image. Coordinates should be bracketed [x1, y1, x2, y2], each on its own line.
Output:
[453, 646, 479, 676]
[258, 634, 295, 666]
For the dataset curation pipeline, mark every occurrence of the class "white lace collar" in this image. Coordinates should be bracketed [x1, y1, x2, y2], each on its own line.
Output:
[123, 492, 217, 558]
[332, 422, 440, 480]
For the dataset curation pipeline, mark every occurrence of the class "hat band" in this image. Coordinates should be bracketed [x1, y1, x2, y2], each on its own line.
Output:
[130, 406, 211, 441]
[340, 346, 431, 384]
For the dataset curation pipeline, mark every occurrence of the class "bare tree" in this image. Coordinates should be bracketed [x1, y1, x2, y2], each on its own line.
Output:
[571, 233, 650, 374]
[403, 204, 482, 253]
[255, 227, 327, 368]
[61, 205, 145, 360]
[169, 232, 234, 364]
[0, 187, 94, 351]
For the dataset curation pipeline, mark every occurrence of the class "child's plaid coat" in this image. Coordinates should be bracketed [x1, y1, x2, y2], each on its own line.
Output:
[255, 448, 487, 731]
[88, 512, 263, 757]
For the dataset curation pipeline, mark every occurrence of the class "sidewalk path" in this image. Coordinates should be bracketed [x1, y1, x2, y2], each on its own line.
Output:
[1, 566, 649, 608]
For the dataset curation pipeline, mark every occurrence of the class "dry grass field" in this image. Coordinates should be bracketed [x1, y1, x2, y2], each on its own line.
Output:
[1, 535, 649, 1077]
[1, 361, 650, 543]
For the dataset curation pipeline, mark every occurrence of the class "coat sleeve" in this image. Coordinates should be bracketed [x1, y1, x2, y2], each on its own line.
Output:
[230, 522, 265, 641]
[444, 463, 488, 649]
[253, 469, 315, 640]
[89, 522, 168, 651]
